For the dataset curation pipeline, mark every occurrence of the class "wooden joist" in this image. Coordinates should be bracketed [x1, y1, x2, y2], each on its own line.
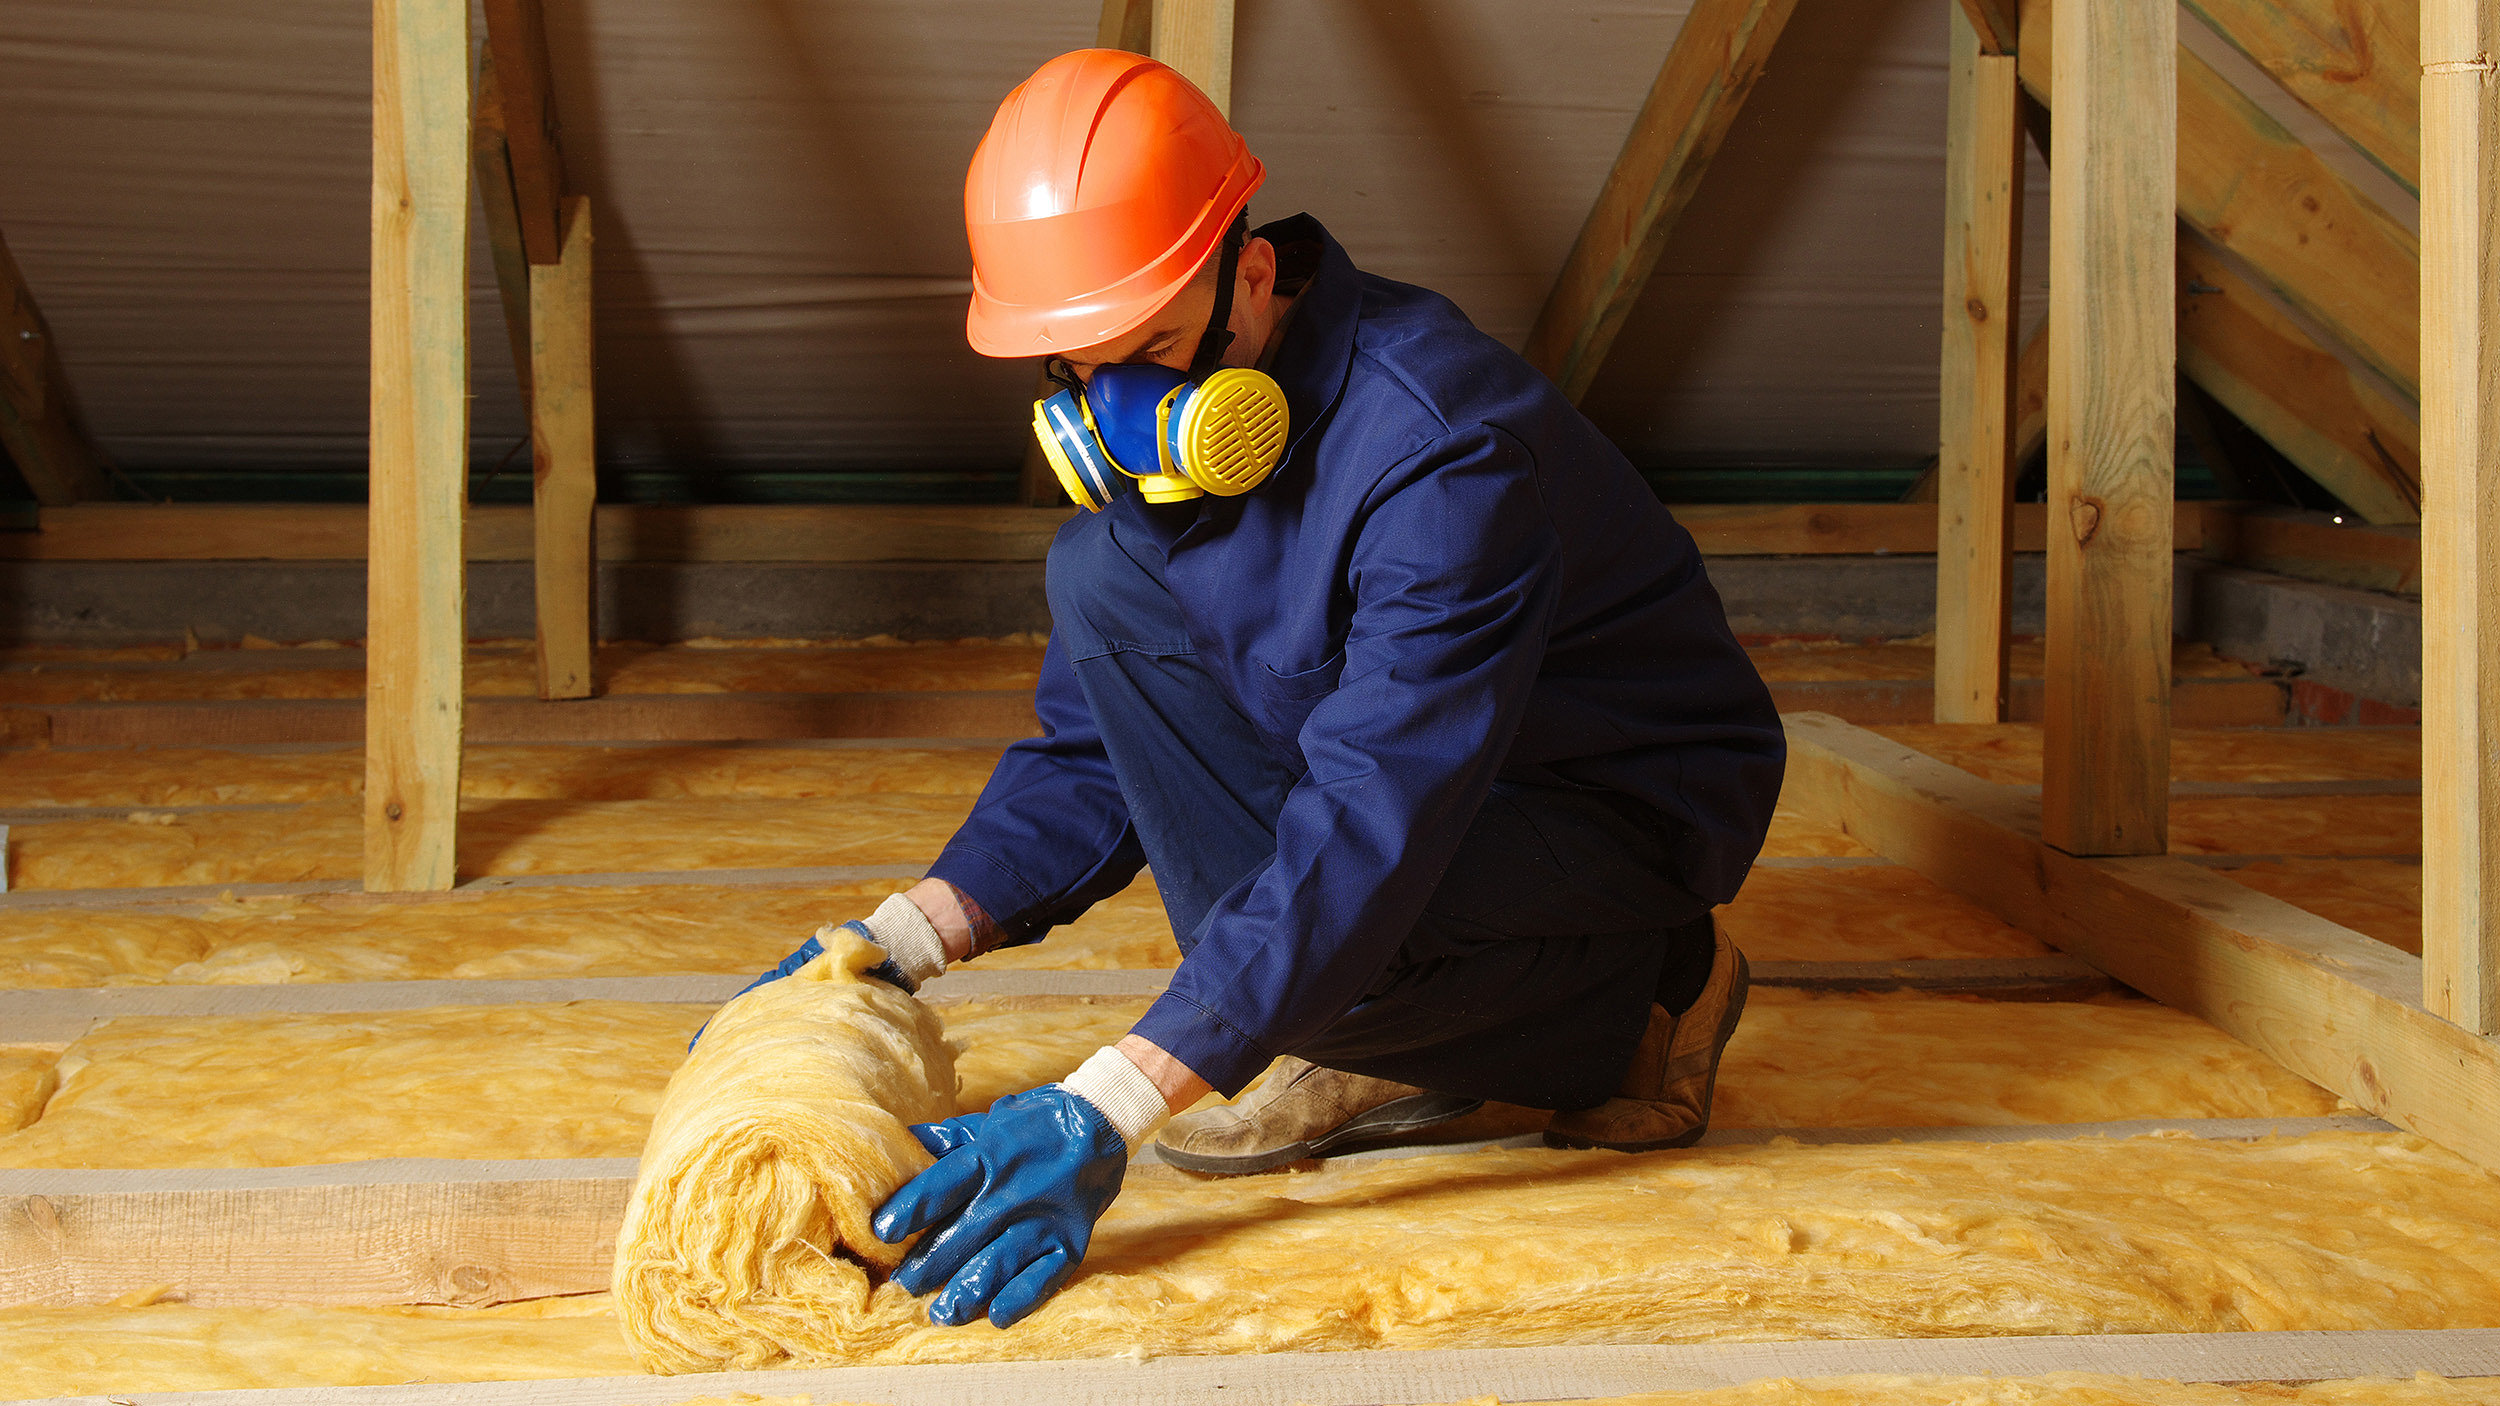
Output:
[1521, 0, 1801, 403]
[0, 230, 110, 507]
[2178, 233, 2423, 525]
[1935, 4, 2026, 724]
[2418, 0, 2499, 1035]
[530, 197, 596, 701]
[0, 500, 2221, 562]
[0, 1116, 2400, 1312]
[6, 1329, 2498, 1406]
[37, 690, 1042, 748]
[2020, 0, 2424, 402]
[1783, 712, 2500, 1175]
[366, 0, 472, 893]
[2040, 0, 2174, 857]
[2179, 0, 2420, 192]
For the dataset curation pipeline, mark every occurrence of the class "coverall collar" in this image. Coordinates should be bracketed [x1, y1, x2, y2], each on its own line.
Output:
[1250, 214, 1359, 470]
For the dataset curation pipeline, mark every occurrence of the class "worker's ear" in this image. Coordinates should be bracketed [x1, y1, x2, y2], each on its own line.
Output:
[1235, 236, 1279, 312]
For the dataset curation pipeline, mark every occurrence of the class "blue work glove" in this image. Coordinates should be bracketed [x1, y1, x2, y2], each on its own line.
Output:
[688, 920, 915, 1051]
[871, 1084, 1129, 1329]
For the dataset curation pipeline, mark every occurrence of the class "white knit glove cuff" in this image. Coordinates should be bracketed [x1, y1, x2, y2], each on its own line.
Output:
[1060, 1045, 1172, 1154]
[858, 892, 949, 990]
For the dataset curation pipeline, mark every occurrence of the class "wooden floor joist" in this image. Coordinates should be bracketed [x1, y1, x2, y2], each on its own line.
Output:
[1782, 711, 2500, 1175]
[0, 1116, 2395, 1312]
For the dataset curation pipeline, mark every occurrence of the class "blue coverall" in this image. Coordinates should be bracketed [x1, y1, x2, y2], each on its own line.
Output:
[928, 216, 1785, 1112]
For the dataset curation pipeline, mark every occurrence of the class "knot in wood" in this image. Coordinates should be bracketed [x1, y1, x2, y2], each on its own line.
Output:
[2068, 497, 2104, 545]
[1965, 297, 1990, 323]
[385, 801, 405, 821]
[20, 1193, 62, 1245]
[449, 1264, 497, 1300]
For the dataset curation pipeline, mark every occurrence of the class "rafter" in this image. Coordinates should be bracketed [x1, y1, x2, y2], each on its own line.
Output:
[0, 230, 109, 505]
[1522, 0, 1802, 403]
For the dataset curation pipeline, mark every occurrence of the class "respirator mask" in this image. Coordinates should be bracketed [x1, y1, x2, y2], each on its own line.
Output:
[1031, 220, 1290, 513]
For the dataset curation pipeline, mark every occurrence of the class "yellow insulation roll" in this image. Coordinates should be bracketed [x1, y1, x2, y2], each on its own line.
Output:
[613, 931, 956, 1372]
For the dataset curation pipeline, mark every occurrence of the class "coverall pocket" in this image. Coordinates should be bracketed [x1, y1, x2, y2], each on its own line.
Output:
[1247, 649, 1346, 746]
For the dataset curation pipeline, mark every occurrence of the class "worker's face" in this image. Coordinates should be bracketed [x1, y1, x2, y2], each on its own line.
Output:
[1054, 237, 1281, 384]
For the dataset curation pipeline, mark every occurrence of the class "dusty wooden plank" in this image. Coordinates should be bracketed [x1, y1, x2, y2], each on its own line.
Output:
[2021, 0, 2424, 400]
[17, 1332, 2500, 1406]
[469, 44, 532, 402]
[477, 0, 566, 264]
[2040, 0, 2174, 856]
[2179, 0, 2421, 192]
[2419, 0, 2500, 1035]
[0, 864, 930, 913]
[7, 502, 2225, 562]
[42, 690, 1038, 748]
[2199, 504, 2421, 594]
[529, 197, 595, 701]
[0, 230, 110, 506]
[1521, 0, 1802, 402]
[366, 0, 471, 893]
[1782, 711, 2500, 1175]
[1150, 0, 1233, 115]
[1935, 7, 2026, 725]
[2178, 234, 2423, 524]
[0, 1159, 630, 1309]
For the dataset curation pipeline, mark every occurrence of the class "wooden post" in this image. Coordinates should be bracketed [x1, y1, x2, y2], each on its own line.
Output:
[1017, 0, 1163, 508]
[366, 0, 470, 893]
[2039, 0, 2173, 857]
[2419, 0, 2500, 1033]
[1935, 3, 2025, 724]
[1151, 0, 1234, 115]
[531, 197, 595, 701]
[0, 231, 111, 506]
[1521, 0, 1801, 403]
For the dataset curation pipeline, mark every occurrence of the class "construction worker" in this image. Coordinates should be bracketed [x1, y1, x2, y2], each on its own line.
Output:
[731, 50, 1783, 1330]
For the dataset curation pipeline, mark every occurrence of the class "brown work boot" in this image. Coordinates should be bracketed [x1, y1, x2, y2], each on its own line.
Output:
[1153, 1057, 1483, 1175]
[1544, 919, 1750, 1152]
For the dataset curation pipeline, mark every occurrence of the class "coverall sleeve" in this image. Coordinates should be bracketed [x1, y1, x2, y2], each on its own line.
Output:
[1129, 425, 1564, 1094]
[926, 627, 1147, 948]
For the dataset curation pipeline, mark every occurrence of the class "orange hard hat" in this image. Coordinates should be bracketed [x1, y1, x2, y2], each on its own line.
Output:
[964, 49, 1264, 359]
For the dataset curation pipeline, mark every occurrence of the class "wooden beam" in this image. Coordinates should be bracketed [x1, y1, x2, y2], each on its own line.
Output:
[2178, 0, 2421, 192]
[1957, 0, 2021, 56]
[2197, 503, 2421, 595]
[477, 0, 567, 265]
[1782, 712, 2500, 1176]
[1150, 0, 1234, 115]
[1099, 0, 1154, 53]
[2041, 0, 2173, 857]
[530, 197, 595, 701]
[0, 231, 110, 506]
[4, 500, 2215, 563]
[471, 45, 533, 402]
[43, 691, 1041, 749]
[367, 0, 471, 893]
[1935, 4, 2026, 724]
[2419, 0, 2500, 1035]
[2019, 0, 2423, 401]
[2178, 234, 2422, 524]
[1520, 0, 1802, 403]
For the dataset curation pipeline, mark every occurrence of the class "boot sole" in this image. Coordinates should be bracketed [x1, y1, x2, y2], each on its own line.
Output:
[1544, 945, 1751, 1153]
[1154, 1091, 1486, 1176]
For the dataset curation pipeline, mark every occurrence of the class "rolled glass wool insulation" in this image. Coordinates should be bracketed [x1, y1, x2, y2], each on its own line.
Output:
[613, 932, 956, 1373]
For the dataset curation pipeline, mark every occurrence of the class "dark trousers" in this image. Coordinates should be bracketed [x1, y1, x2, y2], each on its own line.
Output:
[1051, 512, 1716, 1111]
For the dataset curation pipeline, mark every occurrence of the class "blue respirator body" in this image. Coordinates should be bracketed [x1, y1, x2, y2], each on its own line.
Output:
[1033, 362, 1289, 512]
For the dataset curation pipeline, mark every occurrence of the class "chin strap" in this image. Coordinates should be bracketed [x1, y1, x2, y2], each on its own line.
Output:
[1186, 214, 1250, 379]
